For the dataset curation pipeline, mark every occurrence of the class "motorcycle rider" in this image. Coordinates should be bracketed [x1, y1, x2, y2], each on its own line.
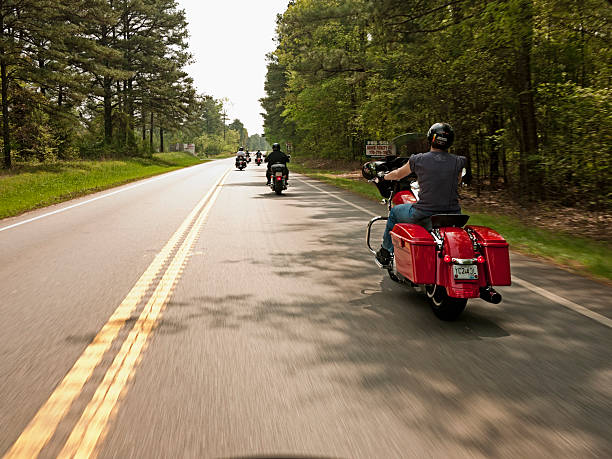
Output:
[265, 143, 290, 185]
[235, 146, 247, 167]
[376, 123, 467, 267]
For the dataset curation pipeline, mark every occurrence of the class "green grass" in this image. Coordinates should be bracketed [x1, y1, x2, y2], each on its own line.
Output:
[0, 152, 206, 219]
[465, 213, 611, 281]
[291, 163, 381, 200]
[292, 162, 612, 281]
[198, 151, 236, 160]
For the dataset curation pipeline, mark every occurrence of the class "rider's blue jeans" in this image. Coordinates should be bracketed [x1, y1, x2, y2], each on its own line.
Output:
[382, 204, 460, 253]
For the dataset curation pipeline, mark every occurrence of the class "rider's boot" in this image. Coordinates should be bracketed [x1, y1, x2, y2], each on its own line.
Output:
[376, 246, 392, 268]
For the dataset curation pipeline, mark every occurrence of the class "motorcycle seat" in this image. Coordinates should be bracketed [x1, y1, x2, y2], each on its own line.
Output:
[430, 214, 470, 228]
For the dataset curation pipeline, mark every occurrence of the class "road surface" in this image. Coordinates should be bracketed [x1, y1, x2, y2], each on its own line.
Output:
[1, 159, 611, 458]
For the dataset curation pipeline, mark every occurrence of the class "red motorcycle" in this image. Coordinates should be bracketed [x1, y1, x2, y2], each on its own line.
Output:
[364, 152, 511, 321]
[255, 156, 263, 166]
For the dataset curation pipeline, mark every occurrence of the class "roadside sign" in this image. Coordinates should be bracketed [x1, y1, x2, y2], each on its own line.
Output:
[366, 141, 391, 157]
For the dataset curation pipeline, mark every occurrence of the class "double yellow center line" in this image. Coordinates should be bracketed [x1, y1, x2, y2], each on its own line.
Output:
[5, 168, 231, 459]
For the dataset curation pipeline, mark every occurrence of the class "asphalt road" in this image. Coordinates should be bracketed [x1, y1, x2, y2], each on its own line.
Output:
[1, 159, 611, 458]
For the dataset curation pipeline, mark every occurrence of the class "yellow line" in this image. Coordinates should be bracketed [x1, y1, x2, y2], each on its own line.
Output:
[57, 169, 230, 459]
[3, 168, 231, 459]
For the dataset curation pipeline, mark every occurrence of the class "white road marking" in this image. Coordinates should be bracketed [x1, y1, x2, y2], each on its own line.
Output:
[513, 277, 612, 328]
[0, 162, 216, 233]
[295, 175, 612, 329]
[296, 177, 376, 215]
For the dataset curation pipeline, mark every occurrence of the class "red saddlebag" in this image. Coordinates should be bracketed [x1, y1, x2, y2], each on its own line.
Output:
[390, 224, 436, 284]
[466, 226, 511, 286]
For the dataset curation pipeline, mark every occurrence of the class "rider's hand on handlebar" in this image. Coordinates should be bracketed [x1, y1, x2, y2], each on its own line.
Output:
[372, 171, 386, 183]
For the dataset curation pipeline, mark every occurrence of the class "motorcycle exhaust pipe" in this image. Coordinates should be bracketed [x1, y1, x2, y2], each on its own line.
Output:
[480, 287, 502, 304]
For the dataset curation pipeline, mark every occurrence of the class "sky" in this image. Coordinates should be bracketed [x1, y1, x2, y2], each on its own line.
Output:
[176, 0, 290, 135]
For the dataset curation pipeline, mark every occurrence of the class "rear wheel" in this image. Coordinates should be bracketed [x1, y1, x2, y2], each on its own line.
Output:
[275, 187, 282, 195]
[425, 284, 467, 321]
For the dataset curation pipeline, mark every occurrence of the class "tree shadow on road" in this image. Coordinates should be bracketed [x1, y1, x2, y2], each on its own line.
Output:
[166, 177, 612, 457]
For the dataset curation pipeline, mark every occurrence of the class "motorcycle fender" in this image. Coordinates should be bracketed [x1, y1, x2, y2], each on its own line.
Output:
[437, 228, 480, 299]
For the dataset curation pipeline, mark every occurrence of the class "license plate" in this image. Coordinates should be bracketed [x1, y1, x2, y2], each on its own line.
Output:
[275, 172, 283, 177]
[453, 264, 478, 280]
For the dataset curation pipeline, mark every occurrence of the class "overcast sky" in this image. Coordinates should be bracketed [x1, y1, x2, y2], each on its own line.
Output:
[176, 0, 289, 135]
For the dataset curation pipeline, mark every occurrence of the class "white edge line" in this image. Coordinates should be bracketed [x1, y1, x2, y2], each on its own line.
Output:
[513, 277, 612, 328]
[0, 161, 216, 233]
[296, 177, 374, 215]
[295, 175, 612, 329]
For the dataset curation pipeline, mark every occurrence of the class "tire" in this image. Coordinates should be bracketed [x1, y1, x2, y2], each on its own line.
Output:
[425, 284, 467, 321]
[275, 188, 282, 195]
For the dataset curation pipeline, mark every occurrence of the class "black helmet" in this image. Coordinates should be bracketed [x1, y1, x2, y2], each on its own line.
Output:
[272, 143, 281, 151]
[238, 146, 244, 151]
[427, 123, 454, 149]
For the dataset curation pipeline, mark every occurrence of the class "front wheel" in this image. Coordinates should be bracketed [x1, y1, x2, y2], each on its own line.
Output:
[425, 284, 467, 321]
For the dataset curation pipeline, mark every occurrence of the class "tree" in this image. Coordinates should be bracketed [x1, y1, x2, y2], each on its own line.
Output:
[262, 0, 611, 207]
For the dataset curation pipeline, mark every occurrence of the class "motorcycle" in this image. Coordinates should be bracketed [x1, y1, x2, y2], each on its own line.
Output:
[236, 156, 247, 170]
[255, 156, 263, 166]
[364, 142, 511, 321]
[269, 163, 288, 195]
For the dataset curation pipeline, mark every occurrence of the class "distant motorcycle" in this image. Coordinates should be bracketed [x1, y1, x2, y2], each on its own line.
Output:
[255, 156, 263, 166]
[269, 163, 288, 195]
[236, 156, 247, 170]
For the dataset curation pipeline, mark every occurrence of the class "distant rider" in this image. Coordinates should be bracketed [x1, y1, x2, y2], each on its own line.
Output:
[235, 146, 246, 167]
[265, 143, 290, 185]
[376, 123, 467, 267]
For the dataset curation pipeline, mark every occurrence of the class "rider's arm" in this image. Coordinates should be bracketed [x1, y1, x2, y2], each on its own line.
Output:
[384, 161, 412, 181]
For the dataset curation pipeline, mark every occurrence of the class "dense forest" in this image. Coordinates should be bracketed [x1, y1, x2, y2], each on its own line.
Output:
[261, 0, 611, 208]
[0, 0, 251, 167]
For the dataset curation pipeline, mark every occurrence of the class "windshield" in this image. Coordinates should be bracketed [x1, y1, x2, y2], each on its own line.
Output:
[390, 132, 428, 157]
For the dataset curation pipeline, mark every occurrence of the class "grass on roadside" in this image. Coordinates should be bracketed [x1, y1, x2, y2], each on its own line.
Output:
[197, 151, 236, 160]
[291, 162, 612, 282]
[0, 152, 206, 219]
